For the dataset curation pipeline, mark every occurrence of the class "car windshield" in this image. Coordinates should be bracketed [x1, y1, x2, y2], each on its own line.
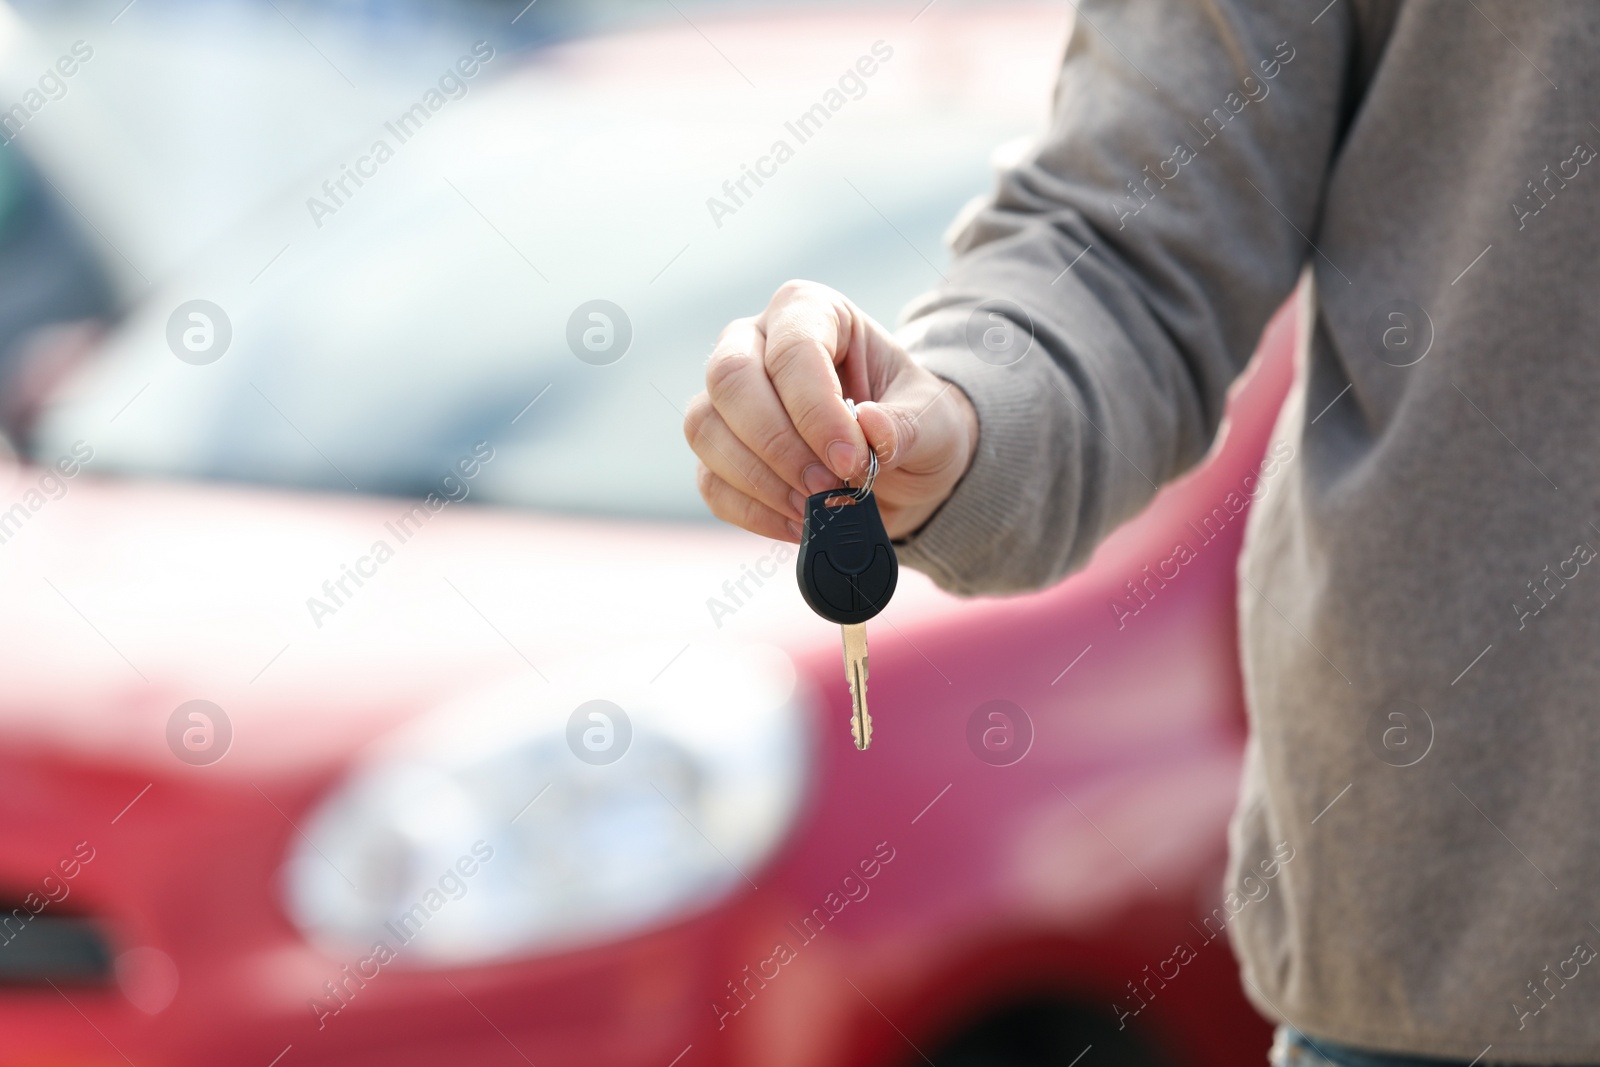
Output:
[27, 8, 1058, 521]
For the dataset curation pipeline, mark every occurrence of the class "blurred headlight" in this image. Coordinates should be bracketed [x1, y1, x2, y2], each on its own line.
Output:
[283, 642, 811, 965]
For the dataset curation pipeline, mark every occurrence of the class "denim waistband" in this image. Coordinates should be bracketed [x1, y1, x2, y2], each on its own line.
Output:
[1272, 1027, 1586, 1067]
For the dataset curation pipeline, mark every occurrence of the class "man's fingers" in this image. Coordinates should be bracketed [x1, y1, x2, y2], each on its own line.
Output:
[683, 393, 803, 521]
[705, 317, 837, 498]
[760, 283, 869, 483]
[696, 464, 800, 542]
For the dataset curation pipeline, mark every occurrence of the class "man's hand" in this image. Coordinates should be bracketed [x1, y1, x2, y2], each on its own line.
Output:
[685, 280, 979, 542]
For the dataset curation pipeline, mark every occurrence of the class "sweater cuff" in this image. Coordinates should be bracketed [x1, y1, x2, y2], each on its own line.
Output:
[892, 308, 1059, 596]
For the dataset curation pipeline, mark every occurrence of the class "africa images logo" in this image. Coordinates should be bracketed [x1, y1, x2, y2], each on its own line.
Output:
[165, 700, 232, 766]
[166, 300, 232, 365]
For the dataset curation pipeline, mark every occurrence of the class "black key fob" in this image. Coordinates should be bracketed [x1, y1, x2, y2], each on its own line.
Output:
[797, 488, 898, 625]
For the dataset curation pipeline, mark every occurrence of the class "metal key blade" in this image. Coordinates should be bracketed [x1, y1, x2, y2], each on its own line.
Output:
[842, 622, 871, 750]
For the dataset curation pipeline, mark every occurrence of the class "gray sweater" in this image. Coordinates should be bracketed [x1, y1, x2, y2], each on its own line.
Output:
[895, 1, 1600, 1060]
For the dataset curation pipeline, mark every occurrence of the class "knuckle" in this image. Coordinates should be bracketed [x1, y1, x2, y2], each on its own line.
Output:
[682, 393, 713, 445]
[785, 389, 838, 439]
[772, 279, 813, 304]
[889, 406, 918, 462]
[714, 316, 758, 350]
[705, 348, 758, 399]
[748, 419, 804, 473]
[739, 459, 781, 498]
[762, 331, 828, 378]
[701, 469, 759, 531]
[772, 278, 836, 307]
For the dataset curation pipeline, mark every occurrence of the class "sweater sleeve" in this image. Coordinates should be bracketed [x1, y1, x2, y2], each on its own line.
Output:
[894, 0, 1352, 595]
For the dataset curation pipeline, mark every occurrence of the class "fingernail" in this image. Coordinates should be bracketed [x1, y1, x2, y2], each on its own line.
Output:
[788, 489, 806, 516]
[786, 520, 803, 539]
[802, 464, 835, 494]
[826, 440, 860, 479]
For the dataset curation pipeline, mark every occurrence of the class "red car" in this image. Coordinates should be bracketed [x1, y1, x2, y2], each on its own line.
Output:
[0, 5, 1289, 1065]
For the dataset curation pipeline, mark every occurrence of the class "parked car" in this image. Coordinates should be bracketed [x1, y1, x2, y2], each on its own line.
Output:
[0, 5, 1286, 1065]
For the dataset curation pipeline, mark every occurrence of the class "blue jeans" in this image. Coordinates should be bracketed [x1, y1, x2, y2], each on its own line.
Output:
[1271, 1027, 1496, 1067]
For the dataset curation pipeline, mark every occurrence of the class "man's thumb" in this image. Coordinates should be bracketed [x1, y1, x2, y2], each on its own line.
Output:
[853, 397, 921, 472]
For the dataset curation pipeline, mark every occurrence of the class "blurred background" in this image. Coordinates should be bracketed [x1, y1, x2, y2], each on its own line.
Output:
[3, 0, 1051, 510]
[0, 2, 1287, 1065]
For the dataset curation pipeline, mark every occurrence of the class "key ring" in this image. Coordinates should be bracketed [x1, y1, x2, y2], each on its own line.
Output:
[853, 446, 878, 499]
[843, 398, 878, 499]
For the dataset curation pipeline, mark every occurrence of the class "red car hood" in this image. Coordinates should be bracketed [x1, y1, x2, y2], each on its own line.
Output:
[0, 478, 954, 775]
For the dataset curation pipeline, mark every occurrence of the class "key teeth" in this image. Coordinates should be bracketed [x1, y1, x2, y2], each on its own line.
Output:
[850, 690, 871, 751]
[851, 713, 871, 750]
[850, 672, 870, 751]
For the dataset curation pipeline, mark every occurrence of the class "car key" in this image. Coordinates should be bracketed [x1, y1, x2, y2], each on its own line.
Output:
[796, 433, 897, 751]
